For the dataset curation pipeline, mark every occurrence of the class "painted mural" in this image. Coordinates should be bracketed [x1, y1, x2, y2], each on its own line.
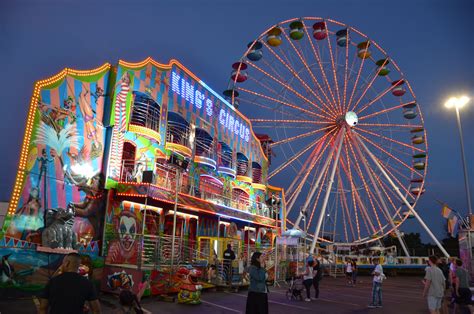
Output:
[3, 66, 110, 249]
[0, 65, 111, 293]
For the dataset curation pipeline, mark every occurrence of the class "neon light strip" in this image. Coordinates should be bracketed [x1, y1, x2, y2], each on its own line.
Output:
[118, 57, 269, 163]
[218, 166, 236, 178]
[199, 80, 235, 110]
[167, 210, 199, 220]
[129, 124, 162, 143]
[165, 142, 192, 157]
[194, 156, 217, 170]
[123, 200, 163, 214]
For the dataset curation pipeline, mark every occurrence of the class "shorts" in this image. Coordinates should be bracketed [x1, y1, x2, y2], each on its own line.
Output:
[427, 296, 442, 310]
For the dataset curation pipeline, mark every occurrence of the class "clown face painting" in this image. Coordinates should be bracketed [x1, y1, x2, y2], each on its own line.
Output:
[119, 215, 137, 252]
[105, 211, 139, 265]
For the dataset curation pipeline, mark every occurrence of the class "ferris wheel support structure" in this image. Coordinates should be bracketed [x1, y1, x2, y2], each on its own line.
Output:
[310, 128, 345, 254]
[293, 132, 340, 229]
[355, 134, 450, 258]
[351, 132, 411, 257]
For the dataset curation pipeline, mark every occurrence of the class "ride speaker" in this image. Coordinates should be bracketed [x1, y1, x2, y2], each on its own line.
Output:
[142, 170, 154, 183]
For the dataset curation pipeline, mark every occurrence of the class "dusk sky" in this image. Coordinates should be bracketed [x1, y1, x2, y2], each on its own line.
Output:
[1, 0, 473, 243]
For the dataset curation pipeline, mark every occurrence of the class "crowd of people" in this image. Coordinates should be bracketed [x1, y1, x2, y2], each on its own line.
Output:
[34, 250, 472, 314]
[423, 255, 472, 313]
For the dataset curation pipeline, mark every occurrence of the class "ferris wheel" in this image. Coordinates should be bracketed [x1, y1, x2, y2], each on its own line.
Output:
[224, 17, 448, 256]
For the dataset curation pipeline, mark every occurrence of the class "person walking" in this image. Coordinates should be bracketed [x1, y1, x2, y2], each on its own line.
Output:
[39, 253, 101, 314]
[452, 259, 472, 310]
[245, 252, 269, 314]
[312, 259, 323, 299]
[351, 259, 358, 286]
[223, 244, 236, 285]
[302, 260, 314, 302]
[345, 258, 353, 286]
[368, 258, 385, 308]
[422, 255, 446, 314]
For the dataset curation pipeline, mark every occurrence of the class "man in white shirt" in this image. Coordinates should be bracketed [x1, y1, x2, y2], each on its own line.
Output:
[368, 258, 385, 308]
[422, 255, 445, 314]
[345, 259, 353, 285]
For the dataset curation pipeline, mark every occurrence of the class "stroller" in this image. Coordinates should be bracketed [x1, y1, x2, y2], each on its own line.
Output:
[286, 276, 304, 301]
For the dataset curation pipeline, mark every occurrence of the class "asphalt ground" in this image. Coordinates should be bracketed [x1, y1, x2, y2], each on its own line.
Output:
[1, 276, 435, 314]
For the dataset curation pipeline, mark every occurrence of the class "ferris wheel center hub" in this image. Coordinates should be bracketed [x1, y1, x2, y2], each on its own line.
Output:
[344, 111, 358, 127]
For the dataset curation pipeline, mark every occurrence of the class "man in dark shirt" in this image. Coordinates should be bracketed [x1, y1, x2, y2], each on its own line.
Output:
[39, 253, 101, 314]
[223, 244, 236, 285]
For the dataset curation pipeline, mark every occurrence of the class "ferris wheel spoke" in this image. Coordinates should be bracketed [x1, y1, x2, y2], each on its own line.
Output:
[341, 137, 362, 240]
[354, 138, 400, 226]
[244, 62, 329, 118]
[344, 42, 369, 113]
[239, 98, 312, 120]
[358, 101, 414, 121]
[237, 87, 328, 120]
[269, 125, 335, 148]
[347, 136, 384, 233]
[348, 58, 389, 112]
[299, 21, 338, 109]
[358, 122, 422, 129]
[304, 25, 339, 108]
[250, 118, 331, 125]
[324, 25, 343, 113]
[247, 75, 302, 110]
[341, 30, 352, 111]
[353, 181, 378, 236]
[337, 170, 352, 242]
[259, 41, 337, 119]
[306, 157, 332, 229]
[375, 156, 417, 201]
[269, 132, 330, 179]
[373, 171, 406, 221]
[355, 132, 415, 173]
[295, 130, 343, 230]
[278, 27, 339, 117]
[356, 127, 425, 153]
[286, 135, 334, 209]
[356, 83, 401, 115]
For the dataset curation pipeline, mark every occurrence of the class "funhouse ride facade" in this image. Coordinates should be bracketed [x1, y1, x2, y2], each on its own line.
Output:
[0, 57, 284, 297]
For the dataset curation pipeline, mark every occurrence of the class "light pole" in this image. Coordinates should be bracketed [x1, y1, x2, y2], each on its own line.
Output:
[445, 96, 472, 216]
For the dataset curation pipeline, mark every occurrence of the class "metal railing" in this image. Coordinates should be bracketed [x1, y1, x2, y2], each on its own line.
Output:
[130, 98, 161, 132]
[119, 160, 278, 219]
[166, 121, 190, 148]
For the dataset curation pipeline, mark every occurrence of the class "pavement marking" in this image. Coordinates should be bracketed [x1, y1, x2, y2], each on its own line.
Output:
[225, 292, 312, 311]
[200, 299, 243, 313]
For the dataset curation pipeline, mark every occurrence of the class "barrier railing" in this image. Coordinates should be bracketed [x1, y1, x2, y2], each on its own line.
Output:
[119, 159, 278, 219]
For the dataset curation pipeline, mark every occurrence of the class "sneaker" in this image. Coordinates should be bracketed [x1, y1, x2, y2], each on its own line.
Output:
[305, 298, 311, 302]
[368, 304, 376, 308]
[376, 305, 382, 308]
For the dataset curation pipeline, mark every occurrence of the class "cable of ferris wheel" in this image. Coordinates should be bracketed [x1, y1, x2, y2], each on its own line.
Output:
[354, 133, 449, 258]
[292, 130, 342, 229]
[351, 132, 411, 257]
[309, 126, 345, 254]
[303, 23, 339, 109]
[244, 60, 336, 120]
[347, 58, 389, 113]
[269, 131, 331, 180]
[357, 83, 401, 116]
[286, 137, 331, 214]
[277, 27, 338, 117]
[324, 22, 343, 114]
